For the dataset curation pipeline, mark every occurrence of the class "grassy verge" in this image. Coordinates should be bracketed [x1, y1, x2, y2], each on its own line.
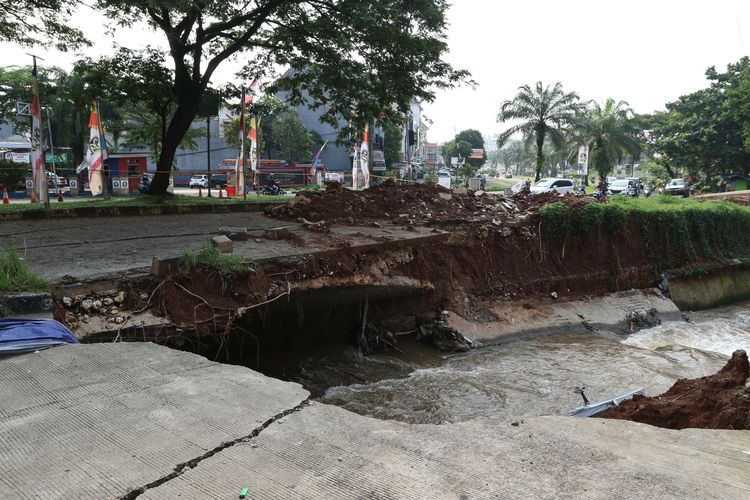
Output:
[178, 243, 244, 276]
[539, 195, 750, 269]
[0, 193, 285, 214]
[0, 248, 50, 293]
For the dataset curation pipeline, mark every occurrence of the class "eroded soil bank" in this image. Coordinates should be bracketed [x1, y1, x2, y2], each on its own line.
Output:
[599, 349, 750, 430]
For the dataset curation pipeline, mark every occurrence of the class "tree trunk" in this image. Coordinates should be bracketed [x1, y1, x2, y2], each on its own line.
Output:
[148, 102, 198, 194]
[535, 131, 545, 182]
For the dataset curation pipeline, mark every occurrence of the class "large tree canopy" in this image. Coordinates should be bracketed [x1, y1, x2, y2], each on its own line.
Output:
[96, 0, 468, 194]
[642, 57, 750, 181]
[1, 1, 87, 49]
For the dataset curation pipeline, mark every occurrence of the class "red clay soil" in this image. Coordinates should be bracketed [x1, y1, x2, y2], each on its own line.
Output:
[598, 350, 750, 430]
[267, 180, 518, 225]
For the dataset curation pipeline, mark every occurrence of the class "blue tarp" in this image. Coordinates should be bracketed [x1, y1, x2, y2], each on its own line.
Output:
[0, 319, 79, 354]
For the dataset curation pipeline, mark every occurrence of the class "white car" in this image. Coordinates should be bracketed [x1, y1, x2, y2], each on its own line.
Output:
[530, 178, 576, 195]
[190, 175, 208, 188]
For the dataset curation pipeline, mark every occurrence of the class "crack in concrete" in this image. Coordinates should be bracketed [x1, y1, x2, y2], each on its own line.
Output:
[120, 397, 311, 499]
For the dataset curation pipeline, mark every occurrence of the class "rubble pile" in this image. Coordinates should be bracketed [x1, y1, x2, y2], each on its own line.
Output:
[599, 349, 750, 430]
[267, 180, 519, 225]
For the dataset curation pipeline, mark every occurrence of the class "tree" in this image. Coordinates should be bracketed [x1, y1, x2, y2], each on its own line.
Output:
[455, 128, 486, 168]
[497, 81, 582, 181]
[383, 121, 403, 168]
[97, 0, 468, 194]
[271, 110, 313, 163]
[223, 94, 288, 160]
[578, 98, 641, 181]
[1, 1, 87, 50]
[643, 58, 750, 181]
[75, 48, 204, 165]
[440, 139, 472, 171]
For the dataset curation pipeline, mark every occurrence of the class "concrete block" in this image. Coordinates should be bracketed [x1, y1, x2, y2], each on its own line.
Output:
[438, 193, 452, 201]
[219, 226, 249, 241]
[264, 227, 292, 240]
[150, 257, 171, 277]
[211, 235, 233, 253]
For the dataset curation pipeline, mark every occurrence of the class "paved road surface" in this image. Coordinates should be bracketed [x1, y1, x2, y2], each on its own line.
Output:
[1, 212, 283, 280]
[2, 343, 748, 499]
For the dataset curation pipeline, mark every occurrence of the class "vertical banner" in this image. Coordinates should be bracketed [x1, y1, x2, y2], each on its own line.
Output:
[30, 60, 47, 204]
[360, 125, 370, 188]
[312, 140, 328, 175]
[352, 142, 359, 190]
[578, 144, 589, 176]
[237, 88, 246, 196]
[86, 101, 104, 196]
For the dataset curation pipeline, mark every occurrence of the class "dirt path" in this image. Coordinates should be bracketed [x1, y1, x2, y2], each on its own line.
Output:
[1, 213, 282, 281]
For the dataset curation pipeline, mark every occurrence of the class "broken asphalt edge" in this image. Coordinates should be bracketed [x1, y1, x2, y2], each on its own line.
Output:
[120, 397, 312, 500]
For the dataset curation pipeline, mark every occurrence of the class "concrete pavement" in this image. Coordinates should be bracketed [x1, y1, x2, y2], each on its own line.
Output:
[1, 343, 748, 499]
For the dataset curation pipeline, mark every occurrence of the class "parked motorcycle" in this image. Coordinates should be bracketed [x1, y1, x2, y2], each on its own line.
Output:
[137, 174, 152, 194]
[626, 185, 639, 197]
[593, 188, 608, 202]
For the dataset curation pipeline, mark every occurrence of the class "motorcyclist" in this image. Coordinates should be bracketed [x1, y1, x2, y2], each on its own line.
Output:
[265, 173, 281, 195]
[594, 179, 608, 200]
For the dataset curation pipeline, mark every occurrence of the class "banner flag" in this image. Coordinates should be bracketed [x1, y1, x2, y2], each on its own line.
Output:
[30, 60, 47, 204]
[248, 115, 258, 172]
[352, 142, 359, 190]
[312, 140, 328, 174]
[360, 125, 370, 189]
[86, 101, 104, 196]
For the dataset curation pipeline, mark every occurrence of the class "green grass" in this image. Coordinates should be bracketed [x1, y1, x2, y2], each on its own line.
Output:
[0, 247, 50, 293]
[0, 193, 284, 214]
[539, 195, 750, 269]
[178, 243, 244, 276]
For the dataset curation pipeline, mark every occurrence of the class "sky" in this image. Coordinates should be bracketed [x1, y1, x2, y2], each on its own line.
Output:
[2, 0, 749, 144]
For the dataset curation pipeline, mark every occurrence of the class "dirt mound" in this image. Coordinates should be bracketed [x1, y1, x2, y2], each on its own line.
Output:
[267, 180, 518, 225]
[599, 350, 750, 430]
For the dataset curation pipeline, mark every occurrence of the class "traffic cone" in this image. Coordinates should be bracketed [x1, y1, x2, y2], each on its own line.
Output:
[30, 190, 37, 204]
[218, 187, 223, 198]
[2, 187, 9, 204]
[57, 190, 64, 202]
[198, 187, 203, 198]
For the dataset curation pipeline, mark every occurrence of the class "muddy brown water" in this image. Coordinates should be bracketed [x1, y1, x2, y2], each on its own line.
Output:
[277, 301, 750, 425]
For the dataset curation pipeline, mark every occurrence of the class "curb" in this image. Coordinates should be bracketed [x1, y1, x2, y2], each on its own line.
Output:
[0, 201, 285, 221]
[0, 291, 53, 315]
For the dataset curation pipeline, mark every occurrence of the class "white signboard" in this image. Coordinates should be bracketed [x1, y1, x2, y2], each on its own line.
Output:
[578, 145, 589, 175]
[4, 151, 30, 164]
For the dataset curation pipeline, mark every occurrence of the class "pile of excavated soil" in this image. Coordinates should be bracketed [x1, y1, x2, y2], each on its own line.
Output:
[267, 180, 518, 225]
[599, 349, 750, 430]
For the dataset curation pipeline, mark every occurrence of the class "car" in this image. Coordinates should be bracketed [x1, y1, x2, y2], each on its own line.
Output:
[607, 176, 617, 184]
[664, 178, 688, 196]
[190, 175, 209, 189]
[530, 178, 576, 195]
[209, 174, 228, 189]
[608, 179, 632, 195]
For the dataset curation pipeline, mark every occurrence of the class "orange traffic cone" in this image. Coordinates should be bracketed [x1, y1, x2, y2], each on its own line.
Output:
[218, 187, 223, 198]
[57, 190, 64, 202]
[30, 190, 37, 204]
[2, 187, 9, 204]
[198, 187, 203, 198]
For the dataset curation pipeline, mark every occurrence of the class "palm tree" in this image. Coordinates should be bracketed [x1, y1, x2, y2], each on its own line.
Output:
[579, 99, 641, 181]
[497, 82, 582, 182]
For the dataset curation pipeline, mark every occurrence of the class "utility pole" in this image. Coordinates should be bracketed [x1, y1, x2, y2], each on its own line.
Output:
[206, 116, 212, 197]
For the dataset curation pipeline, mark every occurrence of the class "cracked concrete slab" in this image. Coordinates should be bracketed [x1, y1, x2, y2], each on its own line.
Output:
[0, 343, 309, 499]
[143, 403, 750, 499]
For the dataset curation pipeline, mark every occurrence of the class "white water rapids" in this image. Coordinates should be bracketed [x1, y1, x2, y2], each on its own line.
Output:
[309, 301, 750, 424]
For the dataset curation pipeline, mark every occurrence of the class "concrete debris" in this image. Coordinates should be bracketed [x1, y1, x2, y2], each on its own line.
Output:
[113, 291, 125, 304]
[80, 299, 93, 312]
[102, 297, 114, 306]
[211, 235, 233, 253]
[62, 296, 73, 307]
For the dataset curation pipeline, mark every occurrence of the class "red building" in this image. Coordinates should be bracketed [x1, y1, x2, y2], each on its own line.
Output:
[108, 153, 148, 193]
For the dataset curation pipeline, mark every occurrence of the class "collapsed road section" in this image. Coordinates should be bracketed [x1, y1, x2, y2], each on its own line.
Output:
[50, 181, 750, 371]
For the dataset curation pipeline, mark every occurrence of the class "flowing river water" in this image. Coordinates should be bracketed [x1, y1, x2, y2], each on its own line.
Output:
[283, 301, 750, 425]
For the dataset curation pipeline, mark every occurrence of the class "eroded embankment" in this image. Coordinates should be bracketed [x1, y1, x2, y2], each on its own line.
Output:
[599, 349, 750, 430]
[54, 183, 750, 365]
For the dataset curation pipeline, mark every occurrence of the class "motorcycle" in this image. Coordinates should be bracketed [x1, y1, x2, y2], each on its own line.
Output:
[593, 188, 608, 202]
[137, 175, 152, 194]
[626, 185, 639, 198]
[259, 184, 286, 196]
